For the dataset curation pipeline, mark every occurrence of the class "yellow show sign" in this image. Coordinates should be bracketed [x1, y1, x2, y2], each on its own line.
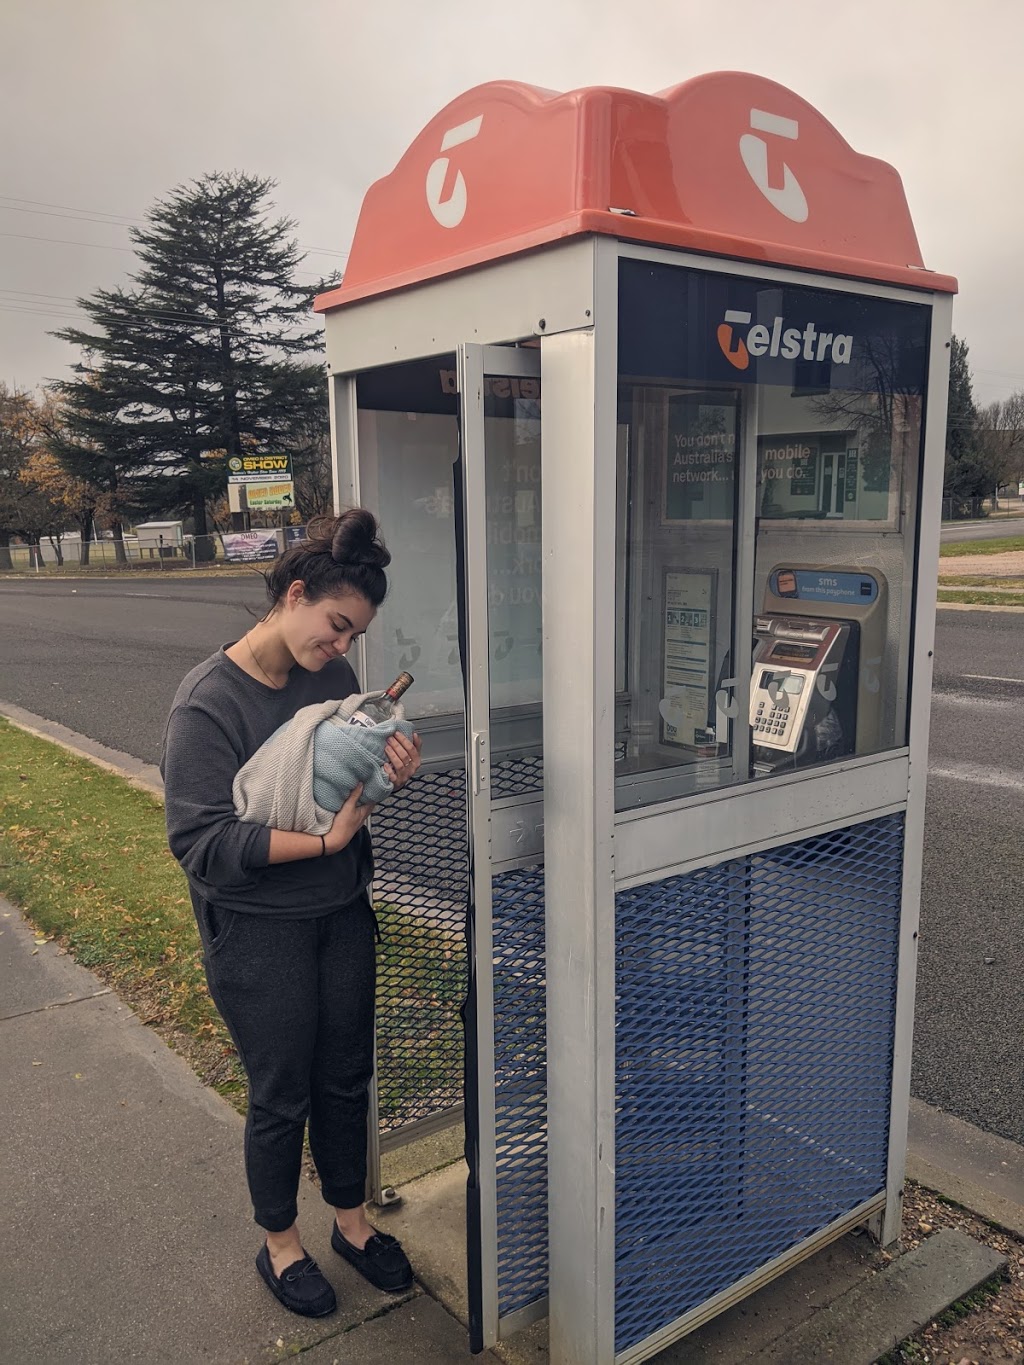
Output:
[227, 453, 292, 483]
[245, 481, 295, 510]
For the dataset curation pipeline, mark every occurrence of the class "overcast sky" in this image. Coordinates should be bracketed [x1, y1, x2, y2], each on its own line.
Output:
[1, 0, 1021, 406]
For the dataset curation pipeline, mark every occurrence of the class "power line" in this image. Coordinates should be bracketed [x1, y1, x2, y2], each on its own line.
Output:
[0, 229, 136, 253]
[0, 194, 140, 225]
[0, 195, 349, 259]
[0, 302, 321, 350]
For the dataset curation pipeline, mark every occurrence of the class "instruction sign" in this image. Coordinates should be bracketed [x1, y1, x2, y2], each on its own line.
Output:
[660, 570, 716, 747]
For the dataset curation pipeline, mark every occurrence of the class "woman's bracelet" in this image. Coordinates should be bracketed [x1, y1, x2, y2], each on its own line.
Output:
[319, 834, 327, 857]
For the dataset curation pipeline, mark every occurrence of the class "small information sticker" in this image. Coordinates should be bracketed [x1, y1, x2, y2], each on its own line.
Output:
[771, 569, 878, 604]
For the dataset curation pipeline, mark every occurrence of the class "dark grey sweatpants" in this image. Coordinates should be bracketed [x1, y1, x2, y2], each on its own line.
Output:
[192, 891, 377, 1232]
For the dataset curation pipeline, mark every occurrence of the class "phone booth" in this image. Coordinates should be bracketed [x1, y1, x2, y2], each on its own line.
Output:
[316, 72, 954, 1365]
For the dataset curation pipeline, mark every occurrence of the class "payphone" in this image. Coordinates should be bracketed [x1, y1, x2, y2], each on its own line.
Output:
[750, 564, 888, 777]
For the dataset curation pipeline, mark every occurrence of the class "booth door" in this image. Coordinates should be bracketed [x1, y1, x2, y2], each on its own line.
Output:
[458, 344, 548, 1351]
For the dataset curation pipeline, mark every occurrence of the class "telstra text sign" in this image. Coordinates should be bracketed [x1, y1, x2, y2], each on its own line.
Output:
[717, 309, 854, 371]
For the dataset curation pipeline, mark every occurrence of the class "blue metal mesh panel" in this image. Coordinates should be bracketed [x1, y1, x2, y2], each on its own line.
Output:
[491, 754, 543, 800]
[371, 768, 467, 1132]
[492, 864, 548, 1317]
[615, 815, 904, 1354]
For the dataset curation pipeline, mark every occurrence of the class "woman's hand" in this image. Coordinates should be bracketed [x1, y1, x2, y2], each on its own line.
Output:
[324, 783, 376, 854]
[384, 730, 422, 791]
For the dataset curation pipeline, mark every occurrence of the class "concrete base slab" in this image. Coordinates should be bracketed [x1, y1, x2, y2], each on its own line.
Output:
[374, 1160, 471, 1325]
[744, 1227, 1007, 1365]
[298, 1294, 500, 1363]
[384, 1154, 1005, 1365]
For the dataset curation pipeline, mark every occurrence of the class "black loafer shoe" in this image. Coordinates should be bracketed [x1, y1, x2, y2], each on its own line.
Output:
[331, 1224, 413, 1292]
[256, 1244, 337, 1317]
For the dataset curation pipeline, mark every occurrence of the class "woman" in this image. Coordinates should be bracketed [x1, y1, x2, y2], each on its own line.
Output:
[160, 509, 422, 1318]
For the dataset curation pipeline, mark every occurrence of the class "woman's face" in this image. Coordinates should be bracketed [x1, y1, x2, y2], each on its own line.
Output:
[280, 583, 377, 671]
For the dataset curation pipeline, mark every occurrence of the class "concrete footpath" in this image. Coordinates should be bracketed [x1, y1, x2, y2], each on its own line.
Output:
[1, 896, 1018, 1365]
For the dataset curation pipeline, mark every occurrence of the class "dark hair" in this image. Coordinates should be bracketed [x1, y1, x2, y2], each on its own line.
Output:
[263, 508, 391, 610]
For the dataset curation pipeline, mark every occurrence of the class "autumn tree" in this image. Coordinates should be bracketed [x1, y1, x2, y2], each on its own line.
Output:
[19, 448, 99, 566]
[0, 385, 45, 569]
[54, 172, 335, 541]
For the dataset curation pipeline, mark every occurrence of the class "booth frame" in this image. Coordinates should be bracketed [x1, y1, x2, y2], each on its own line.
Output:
[322, 230, 953, 1364]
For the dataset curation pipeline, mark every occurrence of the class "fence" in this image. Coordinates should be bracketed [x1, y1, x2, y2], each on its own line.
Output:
[941, 493, 1024, 521]
[0, 528, 310, 573]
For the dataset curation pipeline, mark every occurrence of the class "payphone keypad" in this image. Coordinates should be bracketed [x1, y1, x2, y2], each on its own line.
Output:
[753, 672, 805, 746]
[749, 619, 846, 756]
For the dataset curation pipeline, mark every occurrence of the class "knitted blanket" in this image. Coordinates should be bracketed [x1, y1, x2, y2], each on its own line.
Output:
[232, 690, 415, 836]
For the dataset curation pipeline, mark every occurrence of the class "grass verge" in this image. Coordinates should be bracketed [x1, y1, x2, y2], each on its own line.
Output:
[938, 575, 1024, 589]
[937, 590, 1024, 607]
[940, 536, 1024, 558]
[0, 717, 247, 1105]
[0, 717, 463, 1126]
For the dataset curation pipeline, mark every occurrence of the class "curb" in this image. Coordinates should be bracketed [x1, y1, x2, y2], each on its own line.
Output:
[0, 700, 164, 798]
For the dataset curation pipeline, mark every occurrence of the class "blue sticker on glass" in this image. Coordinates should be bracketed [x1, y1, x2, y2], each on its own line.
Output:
[771, 569, 878, 604]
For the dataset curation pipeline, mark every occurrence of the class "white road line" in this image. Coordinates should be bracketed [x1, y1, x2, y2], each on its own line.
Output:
[961, 673, 1024, 685]
[928, 762, 1024, 793]
[933, 691, 1016, 710]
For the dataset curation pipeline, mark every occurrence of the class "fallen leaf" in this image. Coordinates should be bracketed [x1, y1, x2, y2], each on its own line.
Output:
[33, 937, 47, 945]
[73, 1073, 82, 1080]
[32, 1061, 42, 1067]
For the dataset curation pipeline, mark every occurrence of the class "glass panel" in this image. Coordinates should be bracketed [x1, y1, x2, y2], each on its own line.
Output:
[356, 358, 461, 721]
[482, 371, 543, 798]
[614, 383, 740, 808]
[617, 260, 930, 807]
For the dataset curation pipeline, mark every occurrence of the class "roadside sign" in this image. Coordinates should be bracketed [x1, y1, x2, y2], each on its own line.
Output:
[227, 454, 292, 485]
[245, 480, 295, 510]
[222, 531, 279, 562]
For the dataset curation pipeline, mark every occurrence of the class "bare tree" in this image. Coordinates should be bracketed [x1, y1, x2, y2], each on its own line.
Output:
[977, 392, 1024, 491]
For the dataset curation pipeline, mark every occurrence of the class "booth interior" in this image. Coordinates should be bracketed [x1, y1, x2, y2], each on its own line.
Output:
[360, 261, 928, 810]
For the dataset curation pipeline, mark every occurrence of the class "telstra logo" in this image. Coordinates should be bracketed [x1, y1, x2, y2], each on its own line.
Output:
[717, 310, 854, 371]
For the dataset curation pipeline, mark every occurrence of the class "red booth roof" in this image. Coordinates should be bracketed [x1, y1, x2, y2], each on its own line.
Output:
[315, 72, 956, 313]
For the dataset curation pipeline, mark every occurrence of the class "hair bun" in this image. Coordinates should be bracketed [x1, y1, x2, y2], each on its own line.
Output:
[306, 508, 391, 571]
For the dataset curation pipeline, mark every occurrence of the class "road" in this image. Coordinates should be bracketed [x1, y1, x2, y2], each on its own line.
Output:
[0, 576, 1021, 1142]
[0, 576, 267, 762]
[940, 515, 1024, 542]
[913, 610, 1024, 1142]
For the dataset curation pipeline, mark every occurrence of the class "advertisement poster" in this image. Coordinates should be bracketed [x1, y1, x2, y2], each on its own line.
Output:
[660, 570, 715, 748]
[245, 480, 295, 511]
[221, 530, 279, 563]
[664, 393, 737, 522]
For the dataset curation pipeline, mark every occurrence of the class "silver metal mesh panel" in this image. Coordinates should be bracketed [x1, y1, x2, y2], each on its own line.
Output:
[371, 768, 468, 1132]
[491, 755, 543, 800]
[492, 864, 548, 1317]
[614, 814, 904, 1354]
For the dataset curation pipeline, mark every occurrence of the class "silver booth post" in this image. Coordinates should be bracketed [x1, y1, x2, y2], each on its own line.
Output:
[315, 72, 955, 1365]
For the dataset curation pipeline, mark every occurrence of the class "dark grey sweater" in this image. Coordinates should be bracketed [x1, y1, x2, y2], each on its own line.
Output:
[160, 647, 372, 917]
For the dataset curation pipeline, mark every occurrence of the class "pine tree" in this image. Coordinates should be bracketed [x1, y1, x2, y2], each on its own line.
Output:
[942, 335, 987, 510]
[54, 173, 333, 540]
